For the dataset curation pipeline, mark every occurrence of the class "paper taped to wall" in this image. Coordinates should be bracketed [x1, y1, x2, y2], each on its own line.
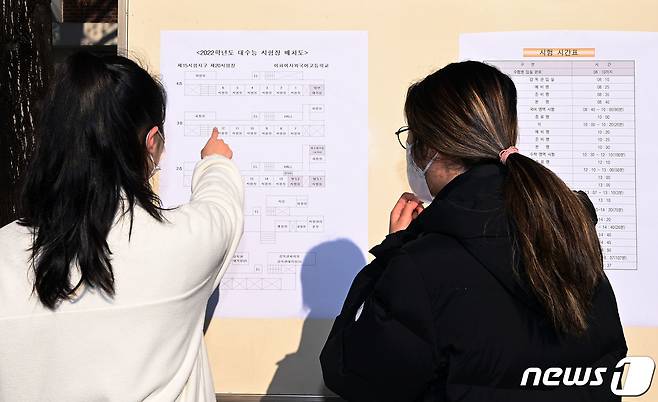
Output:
[159, 31, 368, 318]
[460, 31, 658, 326]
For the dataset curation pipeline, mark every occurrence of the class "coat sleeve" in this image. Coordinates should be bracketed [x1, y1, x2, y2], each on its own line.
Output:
[320, 252, 438, 402]
[187, 154, 245, 288]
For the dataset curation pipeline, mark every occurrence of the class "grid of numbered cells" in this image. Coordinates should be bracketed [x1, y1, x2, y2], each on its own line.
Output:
[488, 60, 636, 270]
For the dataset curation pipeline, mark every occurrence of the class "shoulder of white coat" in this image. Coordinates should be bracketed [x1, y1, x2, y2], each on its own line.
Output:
[0, 221, 33, 278]
[0, 220, 32, 246]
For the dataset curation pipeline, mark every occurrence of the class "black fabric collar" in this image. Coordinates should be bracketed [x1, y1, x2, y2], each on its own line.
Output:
[405, 162, 510, 239]
[371, 162, 544, 313]
[371, 161, 510, 259]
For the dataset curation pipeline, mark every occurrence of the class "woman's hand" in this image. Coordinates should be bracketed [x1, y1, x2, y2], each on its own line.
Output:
[201, 127, 233, 159]
[389, 192, 424, 234]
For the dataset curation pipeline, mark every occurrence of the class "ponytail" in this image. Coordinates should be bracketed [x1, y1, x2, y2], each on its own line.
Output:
[504, 152, 603, 335]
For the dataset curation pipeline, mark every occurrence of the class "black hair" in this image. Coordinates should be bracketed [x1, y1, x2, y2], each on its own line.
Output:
[18, 51, 167, 309]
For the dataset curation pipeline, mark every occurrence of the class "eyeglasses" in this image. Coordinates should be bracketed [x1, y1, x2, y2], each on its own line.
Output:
[395, 126, 410, 149]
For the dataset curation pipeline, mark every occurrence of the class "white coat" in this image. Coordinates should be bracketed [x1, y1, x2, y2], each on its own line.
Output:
[0, 154, 244, 401]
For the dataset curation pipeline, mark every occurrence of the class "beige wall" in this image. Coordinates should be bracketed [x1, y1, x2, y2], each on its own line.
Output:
[128, 0, 658, 399]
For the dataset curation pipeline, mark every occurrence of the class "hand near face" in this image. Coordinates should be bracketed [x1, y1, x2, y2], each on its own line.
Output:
[389, 192, 425, 234]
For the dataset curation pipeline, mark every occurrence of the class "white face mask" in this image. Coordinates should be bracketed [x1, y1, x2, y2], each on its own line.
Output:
[406, 144, 438, 203]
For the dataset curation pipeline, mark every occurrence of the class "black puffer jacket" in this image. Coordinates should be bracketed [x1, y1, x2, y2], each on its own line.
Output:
[320, 162, 627, 402]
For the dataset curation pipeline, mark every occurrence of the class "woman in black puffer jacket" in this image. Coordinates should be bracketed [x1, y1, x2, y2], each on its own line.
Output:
[320, 61, 627, 402]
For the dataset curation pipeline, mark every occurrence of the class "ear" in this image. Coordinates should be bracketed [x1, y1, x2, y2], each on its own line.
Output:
[145, 126, 160, 154]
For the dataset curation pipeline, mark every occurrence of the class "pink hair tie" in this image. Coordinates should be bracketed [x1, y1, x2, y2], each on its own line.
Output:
[499, 146, 519, 164]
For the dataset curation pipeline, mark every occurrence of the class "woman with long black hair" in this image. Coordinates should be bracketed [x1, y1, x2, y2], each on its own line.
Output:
[320, 61, 627, 401]
[0, 52, 243, 401]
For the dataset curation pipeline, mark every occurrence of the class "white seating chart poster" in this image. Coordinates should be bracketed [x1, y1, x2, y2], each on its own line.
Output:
[159, 31, 368, 318]
[460, 31, 658, 326]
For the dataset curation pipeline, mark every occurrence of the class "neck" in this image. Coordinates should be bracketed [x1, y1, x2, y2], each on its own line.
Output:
[428, 161, 467, 197]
